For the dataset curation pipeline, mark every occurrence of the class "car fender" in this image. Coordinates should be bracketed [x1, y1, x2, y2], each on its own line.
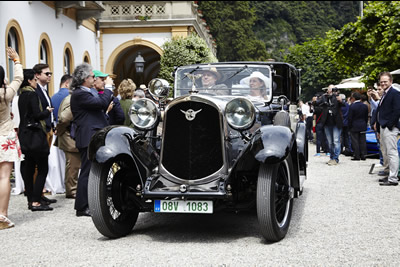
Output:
[295, 122, 308, 173]
[88, 126, 159, 174]
[251, 125, 295, 164]
[88, 126, 135, 163]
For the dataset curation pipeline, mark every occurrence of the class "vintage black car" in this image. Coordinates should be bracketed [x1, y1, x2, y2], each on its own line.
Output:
[87, 62, 308, 242]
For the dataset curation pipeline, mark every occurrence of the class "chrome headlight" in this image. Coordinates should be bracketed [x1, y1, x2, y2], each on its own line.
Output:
[129, 98, 159, 130]
[148, 78, 170, 100]
[225, 98, 256, 130]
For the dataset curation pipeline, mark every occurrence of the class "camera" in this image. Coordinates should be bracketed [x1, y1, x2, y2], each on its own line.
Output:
[332, 87, 339, 93]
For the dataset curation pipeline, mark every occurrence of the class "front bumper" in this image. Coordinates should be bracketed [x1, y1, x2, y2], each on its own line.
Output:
[143, 174, 228, 199]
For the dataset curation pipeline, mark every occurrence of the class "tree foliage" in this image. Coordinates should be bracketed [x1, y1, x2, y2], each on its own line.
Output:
[250, 1, 359, 61]
[284, 38, 347, 101]
[158, 34, 217, 84]
[326, 1, 400, 85]
[198, 1, 270, 61]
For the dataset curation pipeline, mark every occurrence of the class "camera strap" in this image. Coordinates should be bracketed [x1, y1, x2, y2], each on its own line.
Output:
[316, 113, 323, 124]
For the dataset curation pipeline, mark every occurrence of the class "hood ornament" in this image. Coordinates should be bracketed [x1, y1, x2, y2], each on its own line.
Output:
[180, 109, 202, 121]
[184, 73, 202, 94]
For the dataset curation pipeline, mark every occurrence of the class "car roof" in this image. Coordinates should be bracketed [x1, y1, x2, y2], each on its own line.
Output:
[177, 61, 298, 71]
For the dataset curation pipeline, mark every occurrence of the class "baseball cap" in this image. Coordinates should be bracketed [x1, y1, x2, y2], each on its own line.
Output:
[93, 70, 108, 78]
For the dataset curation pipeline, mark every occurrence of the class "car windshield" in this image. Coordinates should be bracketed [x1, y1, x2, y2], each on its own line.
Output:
[174, 64, 272, 102]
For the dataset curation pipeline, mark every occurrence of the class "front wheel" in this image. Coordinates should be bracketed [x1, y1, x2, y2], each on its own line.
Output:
[88, 159, 139, 238]
[256, 155, 294, 242]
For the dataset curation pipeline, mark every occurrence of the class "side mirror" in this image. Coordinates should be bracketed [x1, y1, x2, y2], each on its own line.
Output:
[148, 78, 170, 101]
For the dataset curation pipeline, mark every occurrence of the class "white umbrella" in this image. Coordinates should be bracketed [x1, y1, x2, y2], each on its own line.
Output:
[390, 69, 400, 75]
[334, 75, 365, 89]
[340, 75, 364, 83]
[335, 81, 365, 89]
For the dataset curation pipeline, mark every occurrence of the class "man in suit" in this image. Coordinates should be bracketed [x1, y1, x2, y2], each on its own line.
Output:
[348, 92, 369, 161]
[375, 72, 400, 186]
[70, 63, 113, 216]
[92, 70, 125, 125]
[33, 64, 55, 139]
[32, 63, 57, 204]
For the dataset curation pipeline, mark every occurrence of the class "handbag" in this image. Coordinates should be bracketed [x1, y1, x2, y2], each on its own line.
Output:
[20, 114, 49, 154]
[25, 113, 41, 130]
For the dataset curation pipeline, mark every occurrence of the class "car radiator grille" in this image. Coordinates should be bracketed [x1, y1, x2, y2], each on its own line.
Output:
[162, 101, 223, 180]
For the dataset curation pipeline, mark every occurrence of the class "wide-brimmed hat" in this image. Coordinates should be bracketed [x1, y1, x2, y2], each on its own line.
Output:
[198, 66, 222, 81]
[240, 71, 270, 88]
[93, 70, 109, 78]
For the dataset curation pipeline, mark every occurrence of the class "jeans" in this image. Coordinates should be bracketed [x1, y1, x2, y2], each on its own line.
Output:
[306, 116, 314, 141]
[316, 123, 328, 153]
[324, 125, 342, 162]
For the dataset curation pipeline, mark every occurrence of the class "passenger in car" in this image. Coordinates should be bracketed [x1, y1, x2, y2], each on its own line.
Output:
[240, 71, 270, 101]
[198, 67, 227, 95]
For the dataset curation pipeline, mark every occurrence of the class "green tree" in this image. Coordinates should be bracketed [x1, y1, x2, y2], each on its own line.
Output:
[158, 34, 217, 84]
[251, 1, 359, 61]
[198, 1, 270, 61]
[284, 38, 347, 101]
[326, 1, 400, 85]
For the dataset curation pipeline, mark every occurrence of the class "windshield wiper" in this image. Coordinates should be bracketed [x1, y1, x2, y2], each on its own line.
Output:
[182, 66, 200, 81]
[227, 65, 248, 80]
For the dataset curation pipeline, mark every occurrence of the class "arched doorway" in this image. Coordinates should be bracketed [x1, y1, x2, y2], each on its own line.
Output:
[112, 45, 161, 90]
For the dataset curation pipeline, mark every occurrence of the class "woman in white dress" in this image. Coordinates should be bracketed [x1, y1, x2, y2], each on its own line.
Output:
[0, 47, 23, 230]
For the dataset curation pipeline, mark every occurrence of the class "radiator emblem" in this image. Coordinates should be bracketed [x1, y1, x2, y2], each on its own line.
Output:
[180, 109, 202, 121]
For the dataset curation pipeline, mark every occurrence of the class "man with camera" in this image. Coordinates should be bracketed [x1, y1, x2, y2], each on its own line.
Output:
[313, 84, 344, 165]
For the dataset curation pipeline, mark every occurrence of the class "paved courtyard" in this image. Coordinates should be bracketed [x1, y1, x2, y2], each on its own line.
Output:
[1, 143, 400, 266]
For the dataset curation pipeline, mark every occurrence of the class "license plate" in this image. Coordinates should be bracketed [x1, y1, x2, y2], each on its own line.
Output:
[154, 200, 213, 214]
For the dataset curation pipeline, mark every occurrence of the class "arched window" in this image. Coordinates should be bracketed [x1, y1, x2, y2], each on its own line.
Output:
[40, 41, 48, 63]
[7, 28, 19, 80]
[38, 33, 53, 95]
[63, 43, 74, 75]
[83, 51, 91, 64]
[64, 49, 71, 74]
[5, 20, 25, 82]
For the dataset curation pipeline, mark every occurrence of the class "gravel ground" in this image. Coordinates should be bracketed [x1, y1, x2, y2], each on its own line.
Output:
[1, 143, 400, 266]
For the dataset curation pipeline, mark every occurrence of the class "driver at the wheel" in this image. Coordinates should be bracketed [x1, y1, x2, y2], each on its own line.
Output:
[198, 66, 227, 95]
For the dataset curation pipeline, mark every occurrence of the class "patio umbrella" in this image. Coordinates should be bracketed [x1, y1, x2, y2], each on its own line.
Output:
[335, 81, 365, 89]
[390, 69, 400, 75]
[334, 75, 365, 89]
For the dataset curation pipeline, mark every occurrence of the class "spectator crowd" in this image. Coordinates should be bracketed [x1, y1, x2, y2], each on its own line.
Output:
[299, 72, 400, 186]
[0, 48, 146, 229]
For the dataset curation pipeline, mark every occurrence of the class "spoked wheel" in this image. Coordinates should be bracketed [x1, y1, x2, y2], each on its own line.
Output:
[256, 155, 294, 242]
[88, 159, 140, 238]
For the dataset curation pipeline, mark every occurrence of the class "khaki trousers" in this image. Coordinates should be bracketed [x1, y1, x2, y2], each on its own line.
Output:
[64, 151, 81, 197]
[380, 126, 400, 183]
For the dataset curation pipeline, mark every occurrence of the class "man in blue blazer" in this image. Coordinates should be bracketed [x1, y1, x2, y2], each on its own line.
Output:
[375, 72, 400, 186]
[70, 63, 113, 216]
[348, 92, 369, 160]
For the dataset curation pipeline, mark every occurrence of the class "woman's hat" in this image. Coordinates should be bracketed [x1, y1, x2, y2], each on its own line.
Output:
[240, 71, 270, 88]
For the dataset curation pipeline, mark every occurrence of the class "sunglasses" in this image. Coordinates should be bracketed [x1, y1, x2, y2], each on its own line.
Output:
[44, 72, 52, 76]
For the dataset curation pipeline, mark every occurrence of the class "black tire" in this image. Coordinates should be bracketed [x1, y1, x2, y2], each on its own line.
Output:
[88, 160, 139, 238]
[256, 155, 294, 242]
[273, 111, 290, 128]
